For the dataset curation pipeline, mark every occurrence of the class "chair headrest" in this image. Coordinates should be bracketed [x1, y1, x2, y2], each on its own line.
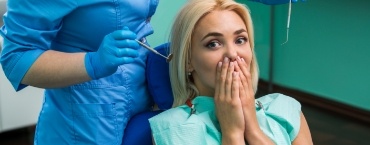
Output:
[146, 43, 173, 110]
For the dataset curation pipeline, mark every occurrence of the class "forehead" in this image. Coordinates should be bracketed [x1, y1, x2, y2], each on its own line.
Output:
[194, 10, 246, 35]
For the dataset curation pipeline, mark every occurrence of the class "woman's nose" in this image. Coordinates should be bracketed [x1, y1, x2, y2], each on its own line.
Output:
[225, 45, 238, 61]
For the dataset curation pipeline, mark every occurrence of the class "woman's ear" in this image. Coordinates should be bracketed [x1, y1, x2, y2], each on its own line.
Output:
[187, 62, 194, 74]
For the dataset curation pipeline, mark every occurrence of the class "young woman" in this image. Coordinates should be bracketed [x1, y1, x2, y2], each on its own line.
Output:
[149, 0, 313, 144]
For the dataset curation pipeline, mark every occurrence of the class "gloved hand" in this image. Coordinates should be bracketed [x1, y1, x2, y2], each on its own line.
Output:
[85, 27, 140, 79]
[249, 0, 306, 5]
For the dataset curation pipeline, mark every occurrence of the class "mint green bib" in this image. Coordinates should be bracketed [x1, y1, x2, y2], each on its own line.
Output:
[149, 93, 301, 145]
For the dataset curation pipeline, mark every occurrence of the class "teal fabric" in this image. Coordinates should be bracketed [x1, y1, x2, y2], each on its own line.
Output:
[149, 93, 301, 145]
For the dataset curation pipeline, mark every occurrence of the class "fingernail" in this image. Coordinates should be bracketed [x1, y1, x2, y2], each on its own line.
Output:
[230, 61, 233, 66]
[241, 58, 245, 62]
[224, 57, 229, 63]
[218, 62, 222, 67]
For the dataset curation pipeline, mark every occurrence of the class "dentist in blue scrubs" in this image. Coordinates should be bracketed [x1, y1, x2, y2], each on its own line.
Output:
[0, 0, 159, 144]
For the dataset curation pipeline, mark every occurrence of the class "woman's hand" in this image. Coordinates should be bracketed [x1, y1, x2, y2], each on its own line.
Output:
[214, 57, 245, 145]
[235, 56, 274, 145]
[235, 56, 256, 121]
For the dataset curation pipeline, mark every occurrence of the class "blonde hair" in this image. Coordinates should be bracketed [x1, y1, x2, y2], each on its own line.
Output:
[169, 0, 259, 107]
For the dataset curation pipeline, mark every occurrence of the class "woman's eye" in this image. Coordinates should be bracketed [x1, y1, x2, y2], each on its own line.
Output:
[206, 41, 221, 48]
[236, 37, 248, 45]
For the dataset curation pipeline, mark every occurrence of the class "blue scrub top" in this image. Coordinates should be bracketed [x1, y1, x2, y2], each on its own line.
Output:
[0, 0, 158, 144]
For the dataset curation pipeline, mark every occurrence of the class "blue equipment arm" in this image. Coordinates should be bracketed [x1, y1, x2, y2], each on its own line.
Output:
[248, 0, 305, 5]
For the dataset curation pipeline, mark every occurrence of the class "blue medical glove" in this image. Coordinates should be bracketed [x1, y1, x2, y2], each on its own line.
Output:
[249, 0, 306, 5]
[85, 27, 140, 79]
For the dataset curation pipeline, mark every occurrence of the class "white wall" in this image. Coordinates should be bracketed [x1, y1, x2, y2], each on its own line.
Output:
[0, 67, 44, 132]
[0, 0, 6, 51]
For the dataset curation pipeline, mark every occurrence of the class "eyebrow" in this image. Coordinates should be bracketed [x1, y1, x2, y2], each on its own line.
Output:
[201, 29, 247, 41]
[201, 32, 222, 41]
[234, 29, 247, 35]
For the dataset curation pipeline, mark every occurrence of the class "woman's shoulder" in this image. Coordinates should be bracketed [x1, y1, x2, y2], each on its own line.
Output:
[257, 93, 301, 110]
[256, 93, 302, 142]
[151, 105, 190, 119]
[149, 106, 190, 128]
[149, 106, 213, 145]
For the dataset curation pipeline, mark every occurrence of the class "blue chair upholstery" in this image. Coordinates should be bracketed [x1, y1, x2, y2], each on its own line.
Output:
[122, 110, 164, 145]
[145, 42, 173, 110]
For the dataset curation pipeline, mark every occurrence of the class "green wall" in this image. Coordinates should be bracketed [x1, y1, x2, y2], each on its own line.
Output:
[147, 0, 187, 47]
[247, 0, 370, 111]
[148, 0, 370, 111]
